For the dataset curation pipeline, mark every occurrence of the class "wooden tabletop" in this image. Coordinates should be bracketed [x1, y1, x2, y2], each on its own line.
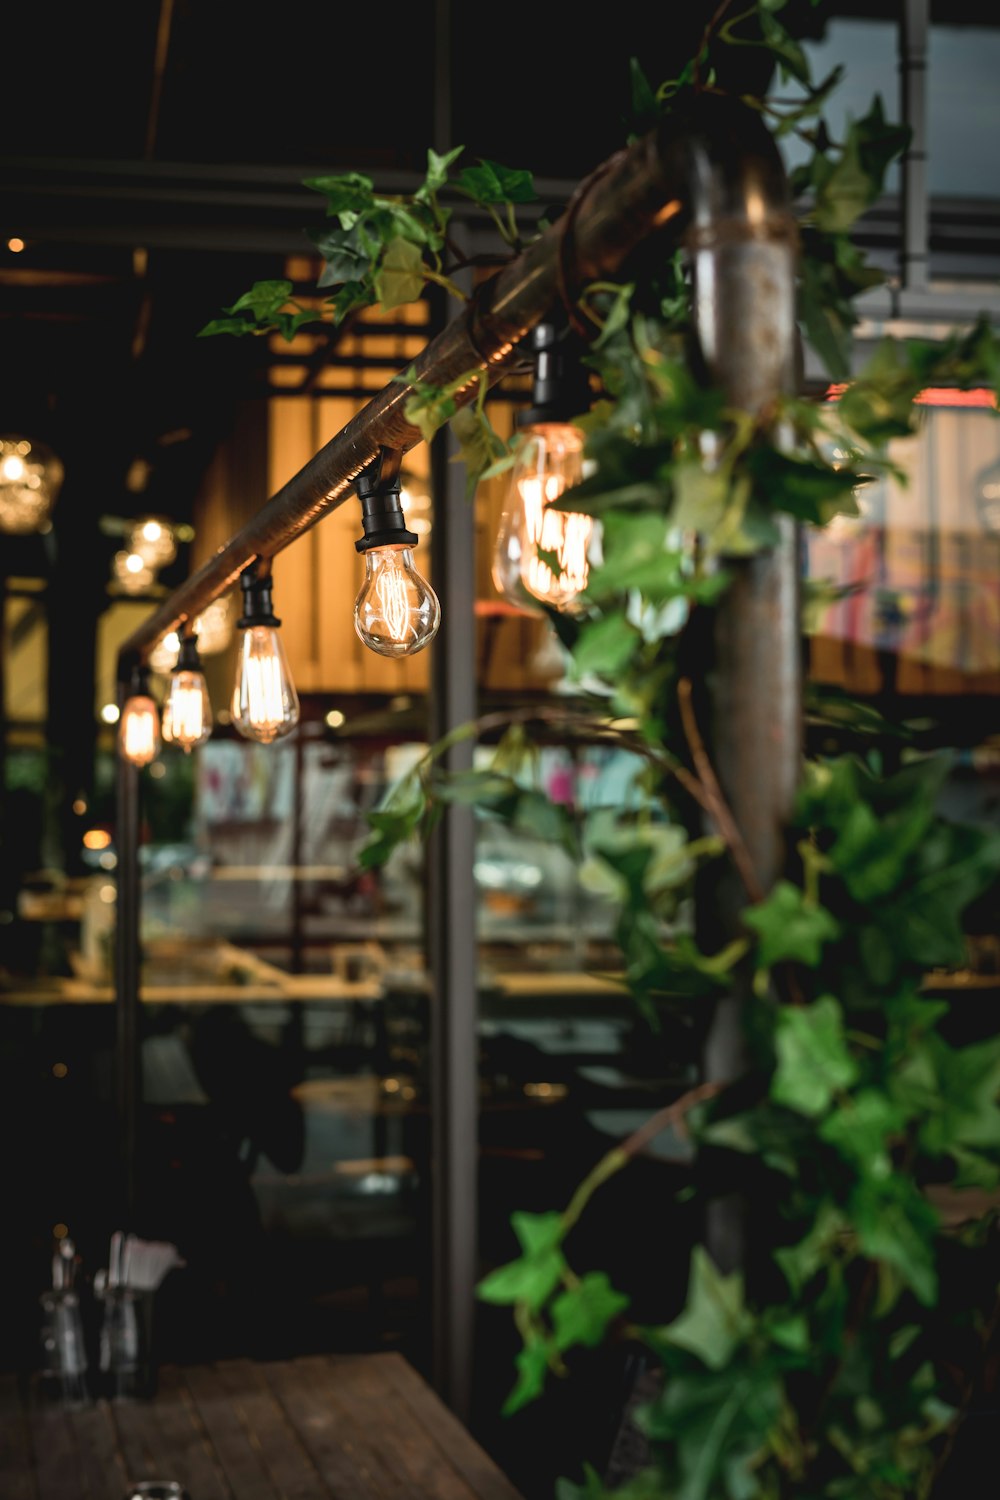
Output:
[0, 1353, 524, 1499]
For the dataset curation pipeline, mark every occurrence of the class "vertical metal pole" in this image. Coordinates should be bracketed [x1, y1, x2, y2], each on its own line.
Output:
[114, 677, 142, 1225]
[901, 1, 930, 294]
[427, 402, 478, 1419]
[689, 144, 800, 1273]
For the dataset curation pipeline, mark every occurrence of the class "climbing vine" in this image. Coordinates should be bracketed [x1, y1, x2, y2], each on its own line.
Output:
[206, 2, 1000, 1494]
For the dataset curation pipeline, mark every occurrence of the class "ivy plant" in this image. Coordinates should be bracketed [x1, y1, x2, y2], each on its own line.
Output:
[206, 1, 1000, 1494]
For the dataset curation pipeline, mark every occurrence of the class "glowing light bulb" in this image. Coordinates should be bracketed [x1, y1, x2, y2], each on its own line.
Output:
[354, 545, 440, 658]
[128, 515, 177, 569]
[161, 637, 212, 753]
[232, 626, 299, 743]
[119, 695, 161, 767]
[493, 424, 595, 611]
[0, 434, 63, 534]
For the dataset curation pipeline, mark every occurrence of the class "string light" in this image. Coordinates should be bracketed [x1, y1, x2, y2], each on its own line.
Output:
[118, 666, 161, 767]
[161, 634, 212, 753]
[0, 435, 64, 534]
[353, 448, 440, 658]
[231, 563, 300, 744]
[492, 318, 595, 612]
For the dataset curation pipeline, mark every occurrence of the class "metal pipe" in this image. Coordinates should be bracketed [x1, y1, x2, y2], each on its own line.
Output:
[114, 679, 142, 1224]
[678, 102, 800, 1272]
[115, 95, 791, 669]
[428, 414, 478, 1419]
[901, 0, 930, 295]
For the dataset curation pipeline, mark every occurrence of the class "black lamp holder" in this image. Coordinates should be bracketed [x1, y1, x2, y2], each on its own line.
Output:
[354, 447, 418, 554]
[238, 561, 280, 628]
[174, 633, 203, 673]
[127, 663, 153, 699]
[518, 312, 592, 429]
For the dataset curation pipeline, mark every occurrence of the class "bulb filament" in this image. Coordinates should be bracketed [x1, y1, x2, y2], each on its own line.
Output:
[243, 650, 285, 735]
[172, 683, 204, 747]
[375, 559, 413, 644]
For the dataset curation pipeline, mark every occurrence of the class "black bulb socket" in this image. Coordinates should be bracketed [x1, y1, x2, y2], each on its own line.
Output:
[128, 663, 153, 698]
[518, 317, 592, 429]
[354, 455, 418, 554]
[174, 634, 203, 673]
[238, 567, 280, 628]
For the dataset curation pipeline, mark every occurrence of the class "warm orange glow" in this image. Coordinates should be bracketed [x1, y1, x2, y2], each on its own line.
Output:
[7, 238, 25, 254]
[83, 829, 112, 851]
[825, 383, 996, 409]
[119, 694, 161, 767]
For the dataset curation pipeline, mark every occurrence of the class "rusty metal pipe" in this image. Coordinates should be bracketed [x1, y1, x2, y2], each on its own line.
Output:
[115, 95, 796, 672]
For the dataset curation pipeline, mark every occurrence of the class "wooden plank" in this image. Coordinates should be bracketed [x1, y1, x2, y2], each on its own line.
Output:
[262, 1356, 388, 1498]
[25, 1402, 82, 1500]
[147, 1367, 233, 1499]
[316, 1355, 479, 1500]
[0, 1374, 37, 1500]
[67, 1402, 130, 1500]
[379, 1353, 524, 1500]
[181, 1365, 280, 1500]
[110, 1370, 231, 1500]
[206, 1360, 334, 1500]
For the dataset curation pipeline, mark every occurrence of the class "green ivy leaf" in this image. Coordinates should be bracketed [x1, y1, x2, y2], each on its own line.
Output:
[224, 279, 295, 321]
[552, 1272, 630, 1351]
[502, 1340, 555, 1416]
[746, 449, 860, 525]
[511, 1210, 565, 1256]
[449, 404, 507, 496]
[656, 1247, 752, 1370]
[197, 316, 258, 339]
[627, 57, 660, 135]
[743, 881, 841, 969]
[454, 158, 537, 205]
[303, 169, 375, 220]
[478, 1209, 567, 1312]
[571, 614, 641, 676]
[851, 1175, 939, 1306]
[670, 462, 729, 535]
[775, 1202, 849, 1293]
[771, 996, 858, 1117]
[373, 236, 426, 310]
[820, 1089, 905, 1181]
[415, 144, 464, 203]
[312, 223, 372, 288]
[477, 1249, 566, 1311]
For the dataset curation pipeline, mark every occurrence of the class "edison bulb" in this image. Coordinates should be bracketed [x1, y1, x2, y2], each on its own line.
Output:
[162, 670, 212, 753]
[119, 695, 161, 767]
[232, 626, 300, 743]
[354, 546, 440, 658]
[492, 424, 594, 611]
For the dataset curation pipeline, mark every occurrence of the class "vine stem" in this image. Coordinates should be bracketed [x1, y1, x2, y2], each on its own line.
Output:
[404, 702, 715, 820]
[677, 677, 765, 904]
[560, 1080, 723, 1236]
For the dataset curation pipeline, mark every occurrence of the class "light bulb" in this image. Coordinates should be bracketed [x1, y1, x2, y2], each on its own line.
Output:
[162, 667, 212, 753]
[492, 424, 594, 611]
[0, 434, 63, 534]
[128, 515, 177, 569]
[119, 695, 161, 767]
[232, 626, 300, 743]
[354, 545, 440, 657]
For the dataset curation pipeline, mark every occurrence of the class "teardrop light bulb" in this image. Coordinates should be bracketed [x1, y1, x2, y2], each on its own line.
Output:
[232, 625, 300, 743]
[162, 641, 212, 754]
[119, 694, 161, 767]
[354, 545, 440, 658]
[493, 424, 595, 611]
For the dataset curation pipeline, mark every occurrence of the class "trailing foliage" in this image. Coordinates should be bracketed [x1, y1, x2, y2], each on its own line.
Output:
[207, 1, 1000, 1494]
